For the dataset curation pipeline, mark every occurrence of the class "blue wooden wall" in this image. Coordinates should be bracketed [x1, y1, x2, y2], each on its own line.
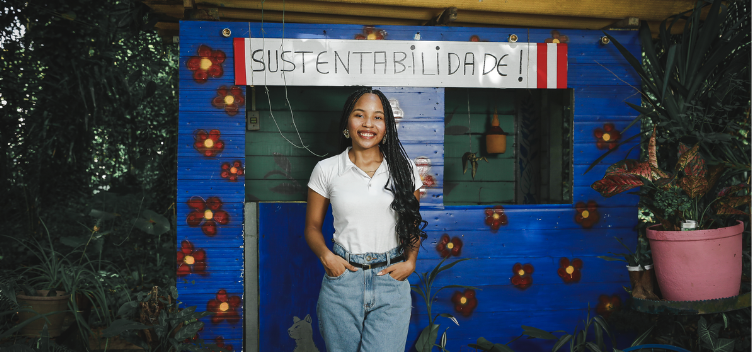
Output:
[180, 21, 641, 351]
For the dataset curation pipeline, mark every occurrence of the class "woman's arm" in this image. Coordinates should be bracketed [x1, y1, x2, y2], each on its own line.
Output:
[305, 188, 356, 277]
[378, 189, 422, 280]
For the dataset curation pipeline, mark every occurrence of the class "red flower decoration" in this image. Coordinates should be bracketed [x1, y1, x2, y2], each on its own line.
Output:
[214, 336, 235, 351]
[544, 30, 569, 43]
[595, 294, 621, 318]
[207, 289, 241, 324]
[177, 240, 207, 277]
[451, 289, 478, 317]
[484, 206, 509, 232]
[575, 201, 600, 229]
[421, 174, 436, 188]
[193, 129, 225, 157]
[594, 123, 621, 150]
[186, 44, 225, 83]
[186, 196, 230, 237]
[221, 161, 245, 182]
[557, 258, 583, 283]
[355, 26, 386, 40]
[212, 86, 245, 116]
[436, 234, 462, 258]
[510, 263, 534, 290]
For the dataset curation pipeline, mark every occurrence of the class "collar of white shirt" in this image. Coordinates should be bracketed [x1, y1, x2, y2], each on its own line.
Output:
[337, 147, 390, 177]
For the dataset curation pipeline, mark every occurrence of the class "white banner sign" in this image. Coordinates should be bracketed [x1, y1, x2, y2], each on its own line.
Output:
[233, 38, 567, 89]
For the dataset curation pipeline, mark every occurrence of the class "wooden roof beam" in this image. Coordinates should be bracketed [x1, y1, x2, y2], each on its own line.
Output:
[303, 0, 698, 21]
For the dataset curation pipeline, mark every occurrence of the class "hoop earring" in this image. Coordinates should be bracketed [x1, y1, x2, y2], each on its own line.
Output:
[343, 129, 350, 138]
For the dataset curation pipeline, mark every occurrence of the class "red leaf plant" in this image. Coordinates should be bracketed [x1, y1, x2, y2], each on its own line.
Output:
[484, 206, 508, 232]
[214, 336, 234, 351]
[194, 129, 225, 157]
[557, 258, 583, 283]
[186, 44, 226, 83]
[451, 289, 477, 317]
[594, 123, 621, 150]
[544, 30, 569, 43]
[595, 294, 621, 319]
[510, 263, 534, 290]
[436, 234, 462, 258]
[221, 161, 245, 182]
[207, 289, 241, 324]
[574, 201, 600, 229]
[355, 26, 386, 40]
[186, 196, 230, 236]
[177, 240, 207, 277]
[591, 128, 750, 230]
[212, 86, 245, 116]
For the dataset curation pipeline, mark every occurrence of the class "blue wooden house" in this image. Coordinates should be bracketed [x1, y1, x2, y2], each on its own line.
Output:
[174, 14, 648, 351]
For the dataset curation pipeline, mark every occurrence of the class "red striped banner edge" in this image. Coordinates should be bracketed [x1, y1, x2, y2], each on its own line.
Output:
[557, 43, 567, 89]
[233, 38, 246, 86]
[537, 43, 547, 89]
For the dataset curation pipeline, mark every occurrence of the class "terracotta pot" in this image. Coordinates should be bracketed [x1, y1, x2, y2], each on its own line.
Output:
[16, 290, 71, 337]
[626, 265, 659, 300]
[647, 221, 744, 301]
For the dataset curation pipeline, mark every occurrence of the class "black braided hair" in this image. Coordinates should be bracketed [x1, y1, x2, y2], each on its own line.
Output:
[337, 88, 427, 254]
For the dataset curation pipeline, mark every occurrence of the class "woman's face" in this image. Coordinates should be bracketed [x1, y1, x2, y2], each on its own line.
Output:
[346, 93, 386, 151]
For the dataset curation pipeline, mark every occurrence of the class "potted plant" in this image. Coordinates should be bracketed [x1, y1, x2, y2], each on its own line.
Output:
[11, 220, 123, 339]
[589, 0, 750, 302]
[598, 236, 659, 300]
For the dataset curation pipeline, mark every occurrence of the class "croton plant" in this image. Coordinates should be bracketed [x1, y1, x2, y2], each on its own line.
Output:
[591, 128, 749, 231]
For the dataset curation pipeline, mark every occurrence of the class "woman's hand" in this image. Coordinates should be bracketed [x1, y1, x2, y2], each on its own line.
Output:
[321, 251, 357, 278]
[378, 261, 415, 281]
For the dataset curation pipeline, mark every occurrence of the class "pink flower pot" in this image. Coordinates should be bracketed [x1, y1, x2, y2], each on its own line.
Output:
[647, 221, 744, 301]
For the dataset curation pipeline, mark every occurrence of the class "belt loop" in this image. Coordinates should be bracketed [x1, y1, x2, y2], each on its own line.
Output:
[345, 252, 350, 263]
[387, 252, 391, 267]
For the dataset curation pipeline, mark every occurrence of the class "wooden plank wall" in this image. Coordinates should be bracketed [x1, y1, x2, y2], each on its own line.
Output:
[181, 21, 642, 352]
[178, 22, 249, 349]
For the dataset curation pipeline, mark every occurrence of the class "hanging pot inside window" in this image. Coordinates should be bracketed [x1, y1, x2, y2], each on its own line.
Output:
[485, 109, 509, 154]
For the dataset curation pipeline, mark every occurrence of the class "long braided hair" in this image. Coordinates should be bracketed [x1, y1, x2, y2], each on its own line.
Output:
[337, 88, 427, 254]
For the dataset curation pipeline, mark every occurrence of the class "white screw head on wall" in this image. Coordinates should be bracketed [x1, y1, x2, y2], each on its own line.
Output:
[509, 34, 518, 43]
[600, 36, 610, 45]
[222, 28, 231, 38]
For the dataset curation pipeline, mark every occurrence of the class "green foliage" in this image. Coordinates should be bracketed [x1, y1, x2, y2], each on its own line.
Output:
[653, 186, 692, 219]
[597, 236, 652, 268]
[587, 0, 751, 231]
[103, 286, 218, 352]
[412, 257, 476, 352]
[699, 316, 735, 352]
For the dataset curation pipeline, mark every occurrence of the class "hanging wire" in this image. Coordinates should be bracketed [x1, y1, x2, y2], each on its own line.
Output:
[258, 0, 328, 158]
[467, 88, 473, 152]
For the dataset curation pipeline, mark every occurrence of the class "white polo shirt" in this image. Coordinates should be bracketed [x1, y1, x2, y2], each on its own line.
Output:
[308, 147, 423, 254]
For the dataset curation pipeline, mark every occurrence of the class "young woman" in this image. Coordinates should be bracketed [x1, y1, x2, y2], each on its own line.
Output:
[305, 88, 427, 351]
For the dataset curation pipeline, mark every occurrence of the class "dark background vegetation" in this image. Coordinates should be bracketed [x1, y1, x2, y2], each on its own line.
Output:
[1, 0, 178, 288]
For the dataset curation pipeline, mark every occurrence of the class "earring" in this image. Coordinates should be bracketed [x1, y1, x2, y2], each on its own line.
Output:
[343, 129, 350, 138]
[381, 134, 387, 145]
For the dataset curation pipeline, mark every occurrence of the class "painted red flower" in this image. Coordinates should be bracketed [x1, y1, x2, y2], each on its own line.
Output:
[221, 161, 244, 182]
[186, 196, 230, 236]
[355, 26, 386, 40]
[484, 206, 509, 232]
[177, 240, 207, 277]
[436, 234, 462, 258]
[193, 129, 225, 157]
[207, 289, 241, 324]
[421, 174, 436, 188]
[511, 263, 534, 290]
[186, 44, 225, 83]
[594, 123, 621, 150]
[451, 289, 477, 317]
[596, 294, 621, 318]
[557, 258, 583, 283]
[575, 201, 599, 229]
[212, 86, 245, 116]
[214, 336, 234, 351]
[545, 30, 569, 43]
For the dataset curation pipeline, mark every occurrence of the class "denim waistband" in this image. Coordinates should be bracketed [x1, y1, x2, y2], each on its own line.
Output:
[332, 242, 404, 266]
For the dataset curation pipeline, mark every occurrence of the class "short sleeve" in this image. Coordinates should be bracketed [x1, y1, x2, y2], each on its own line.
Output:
[307, 162, 330, 198]
[410, 160, 423, 191]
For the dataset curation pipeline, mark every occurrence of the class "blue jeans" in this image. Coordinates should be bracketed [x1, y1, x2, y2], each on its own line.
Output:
[317, 243, 411, 352]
